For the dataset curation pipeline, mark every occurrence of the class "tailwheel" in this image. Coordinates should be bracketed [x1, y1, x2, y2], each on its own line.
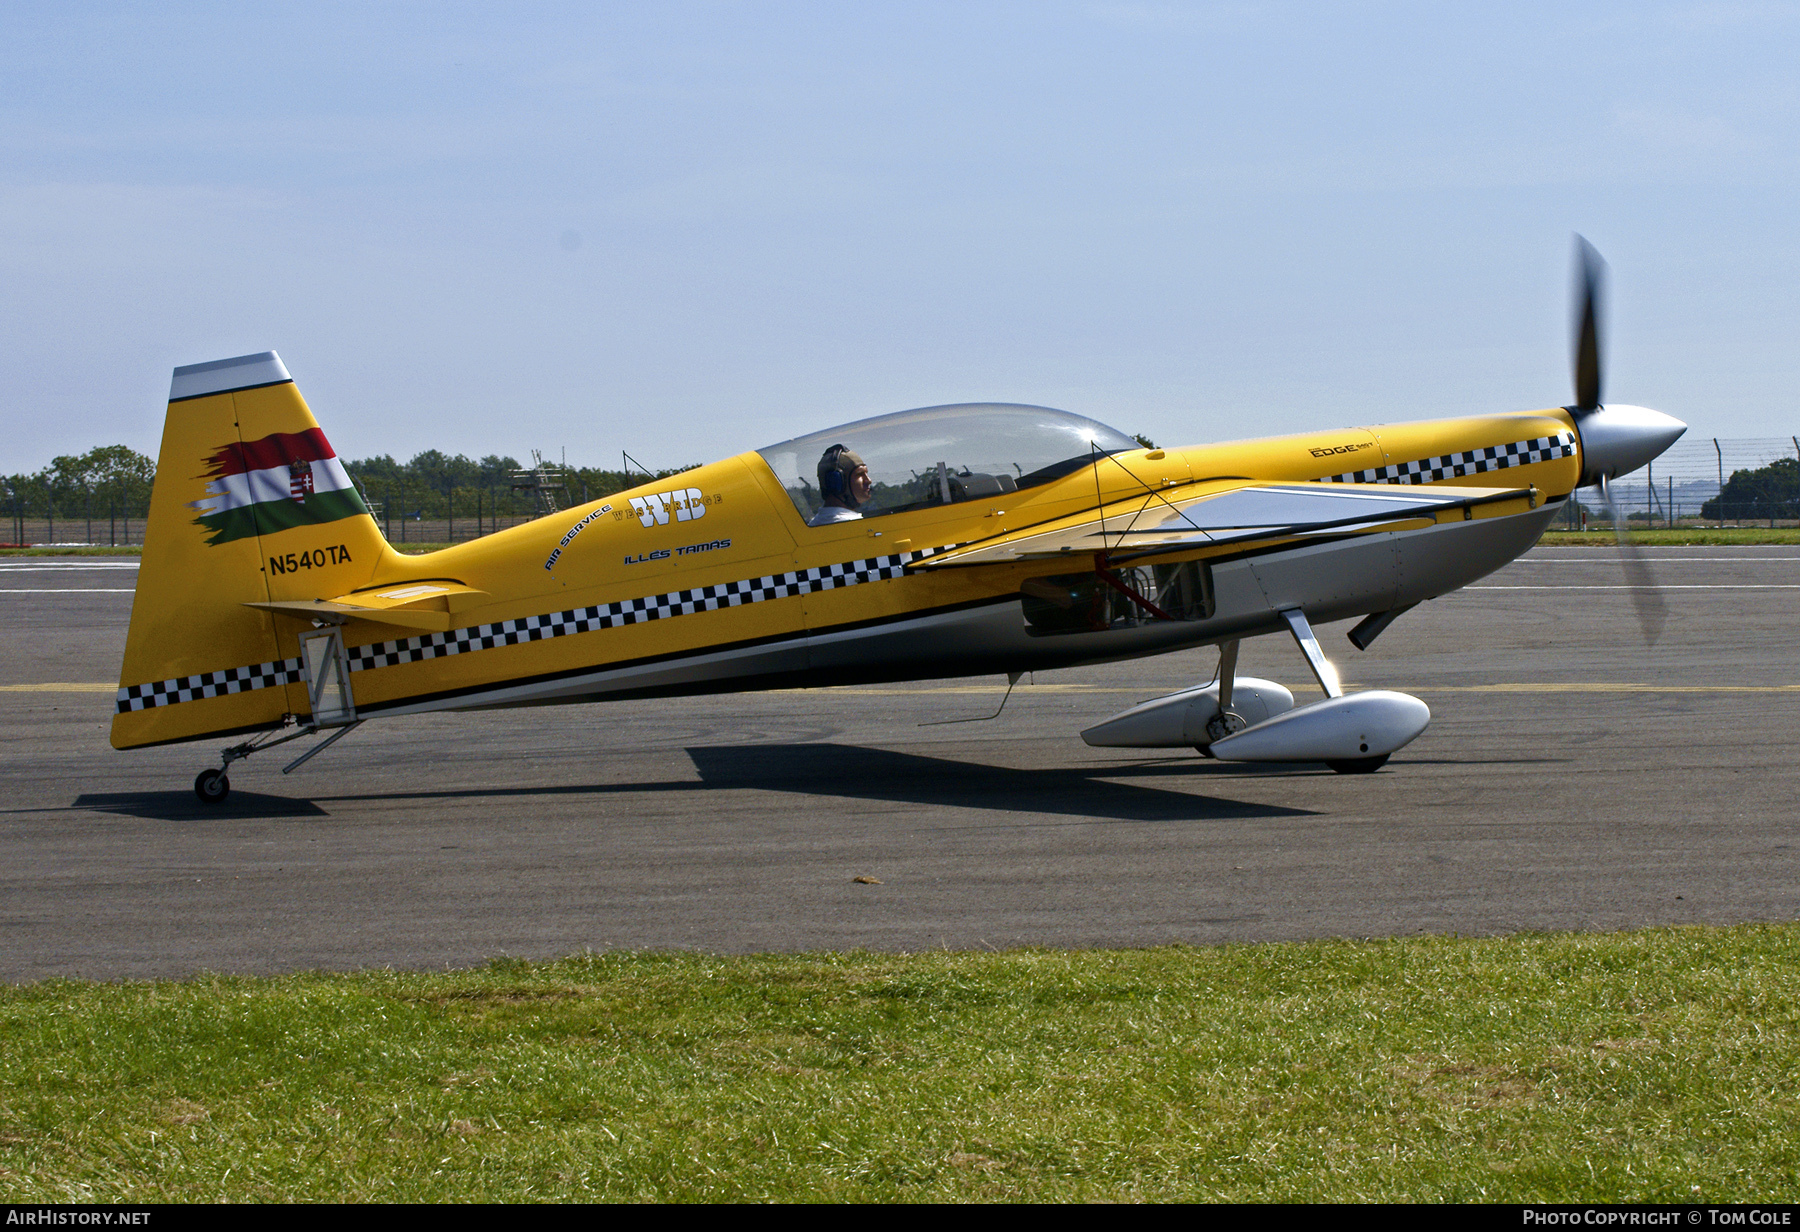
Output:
[1326, 755, 1388, 775]
[194, 768, 231, 804]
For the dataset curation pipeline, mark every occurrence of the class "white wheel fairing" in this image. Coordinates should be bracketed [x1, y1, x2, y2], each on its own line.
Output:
[1079, 678, 1296, 748]
[1207, 690, 1431, 763]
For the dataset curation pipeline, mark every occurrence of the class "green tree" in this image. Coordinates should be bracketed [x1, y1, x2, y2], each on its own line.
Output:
[78, 445, 156, 515]
[567, 463, 701, 504]
[1701, 457, 1799, 520]
[2, 445, 153, 542]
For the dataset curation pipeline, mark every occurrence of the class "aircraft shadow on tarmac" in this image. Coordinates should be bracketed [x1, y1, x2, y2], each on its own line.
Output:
[79, 743, 1314, 822]
[681, 743, 1316, 822]
[62, 747, 1557, 823]
[71, 791, 329, 821]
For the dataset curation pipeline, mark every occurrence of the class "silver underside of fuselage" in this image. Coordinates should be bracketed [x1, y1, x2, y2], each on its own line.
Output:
[372, 501, 1560, 718]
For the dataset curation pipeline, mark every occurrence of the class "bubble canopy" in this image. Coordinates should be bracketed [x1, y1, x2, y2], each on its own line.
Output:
[756, 402, 1138, 522]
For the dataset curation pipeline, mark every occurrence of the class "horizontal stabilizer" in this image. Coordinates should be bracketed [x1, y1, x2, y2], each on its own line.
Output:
[243, 599, 450, 631]
[243, 582, 488, 632]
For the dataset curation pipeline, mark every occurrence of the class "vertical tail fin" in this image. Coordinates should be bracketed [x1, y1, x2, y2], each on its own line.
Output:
[112, 352, 393, 749]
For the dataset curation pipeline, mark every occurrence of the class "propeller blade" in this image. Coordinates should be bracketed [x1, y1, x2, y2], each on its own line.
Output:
[1599, 475, 1665, 645]
[1572, 235, 1606, 413]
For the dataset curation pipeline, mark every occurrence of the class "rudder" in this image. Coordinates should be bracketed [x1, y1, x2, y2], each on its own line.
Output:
[112, 352, 392, 749]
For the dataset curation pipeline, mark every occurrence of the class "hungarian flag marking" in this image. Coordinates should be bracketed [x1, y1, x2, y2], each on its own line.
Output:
[190, 428, 369, 545]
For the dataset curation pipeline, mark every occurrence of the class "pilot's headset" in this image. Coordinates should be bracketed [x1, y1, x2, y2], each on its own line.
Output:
[817, 445, 866, 509]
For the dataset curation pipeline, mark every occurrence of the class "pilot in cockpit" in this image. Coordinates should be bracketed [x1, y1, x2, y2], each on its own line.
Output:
[807, 444, 872, 526]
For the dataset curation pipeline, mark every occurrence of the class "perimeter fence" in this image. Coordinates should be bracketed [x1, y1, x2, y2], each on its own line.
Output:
[1, 502, 549, 550]
[3, 477, 602, 549]
[4, 491, 151, 548]
[1559, 435, 1800, 530]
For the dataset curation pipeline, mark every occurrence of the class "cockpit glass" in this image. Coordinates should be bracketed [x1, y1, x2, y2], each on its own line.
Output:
[756, 402, 1138, 522]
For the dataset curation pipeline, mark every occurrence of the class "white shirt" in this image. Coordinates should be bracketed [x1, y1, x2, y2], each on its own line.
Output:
[807, 504, 863, 526]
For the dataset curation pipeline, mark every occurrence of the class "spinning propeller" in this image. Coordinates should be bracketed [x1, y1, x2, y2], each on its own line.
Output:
[1572, 236, 1605, 414]
[1564, 235, 1682, 645]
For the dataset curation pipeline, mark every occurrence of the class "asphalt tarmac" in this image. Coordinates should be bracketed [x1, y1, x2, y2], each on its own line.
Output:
[2, 546, 1796, 981]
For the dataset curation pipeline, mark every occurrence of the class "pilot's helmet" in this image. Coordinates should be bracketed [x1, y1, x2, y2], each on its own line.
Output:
[817, 444, 866, 507]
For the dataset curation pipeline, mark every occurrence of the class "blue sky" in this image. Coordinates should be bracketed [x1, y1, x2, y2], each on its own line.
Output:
[2, 2, 1795, 472]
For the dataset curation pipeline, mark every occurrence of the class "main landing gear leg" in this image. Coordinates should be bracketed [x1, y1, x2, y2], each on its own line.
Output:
[1279, 608, 1343, 699]
[1200, 639, 1246, 751]
[192, 718, 364, 804]
[1279, 607, 1388, 774]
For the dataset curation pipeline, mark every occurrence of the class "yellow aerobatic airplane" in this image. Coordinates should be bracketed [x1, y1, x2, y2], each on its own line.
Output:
[113, 240, 1685, 802]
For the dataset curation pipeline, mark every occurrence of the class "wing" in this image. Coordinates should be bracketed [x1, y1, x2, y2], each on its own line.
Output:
[912, 480, 1538, 569]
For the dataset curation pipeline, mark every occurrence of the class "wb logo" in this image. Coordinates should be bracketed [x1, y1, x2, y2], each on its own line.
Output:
[629, 488, 707, 528]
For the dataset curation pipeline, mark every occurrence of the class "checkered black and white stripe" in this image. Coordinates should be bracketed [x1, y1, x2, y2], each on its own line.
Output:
[116, 656, 303, 714]
[1316, 431, 1575, 486]
[117, 544, 955, 712]
[343, 549, 924, 672]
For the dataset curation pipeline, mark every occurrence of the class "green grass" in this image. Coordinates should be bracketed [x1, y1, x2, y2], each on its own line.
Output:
[3, 927, 1797, 1202]
[1536, 527, 1800, 546]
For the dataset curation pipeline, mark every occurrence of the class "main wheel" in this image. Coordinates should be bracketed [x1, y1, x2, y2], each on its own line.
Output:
[1204, 710, 1247, 745]
[194, 768, 231, 803]
[1326, 755, 1388, 775]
